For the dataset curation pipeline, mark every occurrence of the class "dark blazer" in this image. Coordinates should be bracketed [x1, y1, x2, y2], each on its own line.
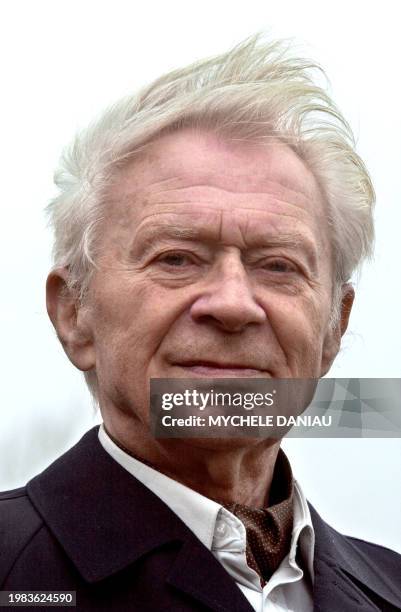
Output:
[1, 427, 400, 611]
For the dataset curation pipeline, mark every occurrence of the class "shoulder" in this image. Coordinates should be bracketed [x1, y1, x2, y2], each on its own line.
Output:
[0, 487, 44, 585]
[340, 535, 401, 607]
[345, 534, 401, 572]
[309, 502, 401, 607]
[310, 502, 401, 568]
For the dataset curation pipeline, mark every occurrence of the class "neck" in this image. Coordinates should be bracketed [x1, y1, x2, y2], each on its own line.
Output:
[104, 415, 281, 508]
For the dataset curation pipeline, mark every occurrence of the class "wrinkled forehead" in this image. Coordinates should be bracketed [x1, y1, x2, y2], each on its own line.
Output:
[100, 129, 330, 268]
[111, 128, 324, 208]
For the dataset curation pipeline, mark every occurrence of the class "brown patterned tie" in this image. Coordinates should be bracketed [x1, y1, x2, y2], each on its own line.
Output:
[223, 450, 294, 586]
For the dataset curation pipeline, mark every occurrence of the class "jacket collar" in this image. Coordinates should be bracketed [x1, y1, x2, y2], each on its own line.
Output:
[310, 504, 401, 610]
[27, 426, 253, 612]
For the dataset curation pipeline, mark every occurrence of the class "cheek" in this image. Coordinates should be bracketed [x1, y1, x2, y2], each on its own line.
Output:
[266, 293, 330, 372]
[91, 280, 188, 371]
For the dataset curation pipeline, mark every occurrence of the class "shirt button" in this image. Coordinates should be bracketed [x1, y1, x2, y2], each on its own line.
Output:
[216, 523, 226, 535]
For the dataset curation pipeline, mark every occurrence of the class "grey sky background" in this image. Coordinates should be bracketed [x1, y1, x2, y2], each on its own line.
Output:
[0, 1, 400, 552]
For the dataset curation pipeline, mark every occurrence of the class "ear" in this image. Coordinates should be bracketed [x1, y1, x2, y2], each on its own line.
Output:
[320, 283, 355, 376]
[46, 268, 96, 371]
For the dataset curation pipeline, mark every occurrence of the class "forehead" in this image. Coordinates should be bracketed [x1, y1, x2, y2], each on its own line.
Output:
[113, 128, 322, 204]
[104, 128, 329, 257]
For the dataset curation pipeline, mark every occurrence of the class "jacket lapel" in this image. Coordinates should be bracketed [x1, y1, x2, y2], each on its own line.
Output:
[312, 553, 380, 611]
[27, 427, 253, 612]
[310, 504, 401, 611]
[167, 539, 254, 612]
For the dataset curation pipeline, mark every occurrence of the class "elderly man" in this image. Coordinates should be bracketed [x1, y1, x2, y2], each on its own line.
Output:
[1, 37, 400, 611]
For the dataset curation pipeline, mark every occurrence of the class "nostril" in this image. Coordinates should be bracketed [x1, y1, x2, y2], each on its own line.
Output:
[191, 310, 263, 334]
[204, 317, 245, 333]
[190, 290, 267, 332]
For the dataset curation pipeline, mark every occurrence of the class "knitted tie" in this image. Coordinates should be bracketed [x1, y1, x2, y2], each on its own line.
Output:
[223, 450, 294, 586]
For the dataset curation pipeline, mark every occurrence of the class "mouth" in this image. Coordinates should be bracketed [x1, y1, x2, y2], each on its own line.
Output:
[173, 360, 268, 377]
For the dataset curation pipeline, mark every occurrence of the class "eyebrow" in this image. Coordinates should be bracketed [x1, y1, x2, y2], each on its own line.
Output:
[130, 223, 319, 270]
[130, 225, 201, 256]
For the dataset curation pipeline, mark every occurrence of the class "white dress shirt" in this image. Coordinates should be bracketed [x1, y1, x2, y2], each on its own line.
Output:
[99, 425, 315, 612]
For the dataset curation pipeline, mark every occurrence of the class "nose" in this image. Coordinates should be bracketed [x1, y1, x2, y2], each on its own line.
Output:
[189, 256, 267, 333]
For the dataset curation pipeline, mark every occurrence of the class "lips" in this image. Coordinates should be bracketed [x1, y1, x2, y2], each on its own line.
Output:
[173, 360, 267, 376]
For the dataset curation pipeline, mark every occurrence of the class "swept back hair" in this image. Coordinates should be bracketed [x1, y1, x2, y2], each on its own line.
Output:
[47, 34, 375, 396]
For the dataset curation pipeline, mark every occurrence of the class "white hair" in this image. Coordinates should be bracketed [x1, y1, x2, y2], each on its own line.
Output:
[46, 35, 375, 396]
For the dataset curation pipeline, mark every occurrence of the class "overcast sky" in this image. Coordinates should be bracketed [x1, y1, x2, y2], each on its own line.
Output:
[0, 0, 400, 552]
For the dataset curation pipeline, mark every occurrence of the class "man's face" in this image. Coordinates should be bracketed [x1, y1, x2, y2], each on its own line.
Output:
[79, 129, 342, 420]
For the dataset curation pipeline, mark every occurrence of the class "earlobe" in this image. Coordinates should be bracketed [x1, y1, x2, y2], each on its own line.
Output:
[320, 284, 355, 376]
[46, 269, 96, 371]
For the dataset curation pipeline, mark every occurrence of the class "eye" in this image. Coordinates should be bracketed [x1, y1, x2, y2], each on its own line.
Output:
[157, 252, 194, 267]
[262, 259, 297, 273]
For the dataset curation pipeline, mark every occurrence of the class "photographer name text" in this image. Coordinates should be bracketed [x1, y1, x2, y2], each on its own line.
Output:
[161, 414, 332, 428]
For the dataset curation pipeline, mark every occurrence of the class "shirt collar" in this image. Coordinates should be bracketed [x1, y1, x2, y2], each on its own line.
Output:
[98, 424, 221, 548]
[98, 424, 315, 579]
